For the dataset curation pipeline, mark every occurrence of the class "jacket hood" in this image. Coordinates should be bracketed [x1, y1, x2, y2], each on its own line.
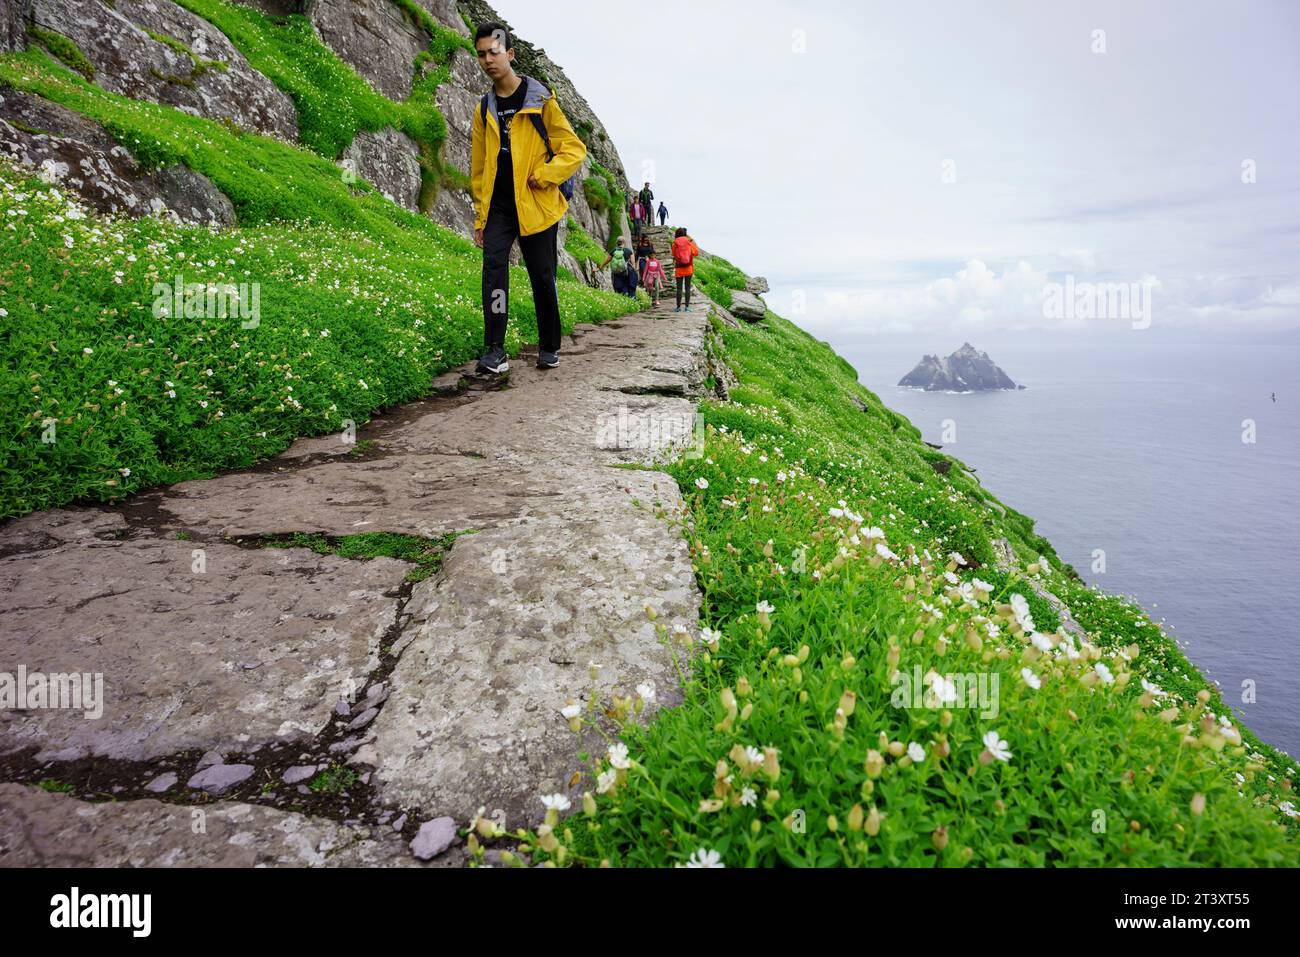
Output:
[485, 74, 552, 118]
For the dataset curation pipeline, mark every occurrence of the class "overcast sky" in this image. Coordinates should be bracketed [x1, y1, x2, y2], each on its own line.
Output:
[496, 0, 1300, 340]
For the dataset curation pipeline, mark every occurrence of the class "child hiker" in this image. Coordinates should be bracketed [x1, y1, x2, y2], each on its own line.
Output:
[642, 254, 668, 306]
[470, 21, 586, 374]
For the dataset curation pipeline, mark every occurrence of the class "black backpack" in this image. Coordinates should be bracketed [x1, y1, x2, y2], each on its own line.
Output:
[480, 92, 577, 201]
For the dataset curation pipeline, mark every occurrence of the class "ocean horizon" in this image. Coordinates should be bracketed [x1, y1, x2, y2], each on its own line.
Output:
[825, 323, 1300, 758]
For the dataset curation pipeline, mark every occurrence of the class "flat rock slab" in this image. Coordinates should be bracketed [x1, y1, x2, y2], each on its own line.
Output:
[0, 507, 405, 762]
[0, 301, 718, 860]
[0, 783, 417, 867]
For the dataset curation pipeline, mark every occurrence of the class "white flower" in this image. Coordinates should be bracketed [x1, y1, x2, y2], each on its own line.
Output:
[829, 507, 844, 518]
[744, 745, 764, 766]
[119, 467, 130, 477]
[560, 703, 581, 719]
[1021, 667, 1041, 690]
[756, 600, 774, 614]
[0, 308, 7, 317]
[1094, 662, 1114, 684]
[540, 793, 571, 811]
[82, 347, 92, 355]
[681, 847, 724, 868]
[596, 769, 616, 794]
[949, 551, 967, 566]
[700, 626, 721, 646]
[875, 543, 899, 561]
[907, 741, 925, 762]
[607, 742, 631, 769]
[930, 674, 958, 703]
[1031, 631, 1054, 653]
[166, 389, 176, 399]
[695, 477, 709, 490]
[636, 681, 656, 702]
[1279, 801, 1298, 819]
[983, 730, 1012, 762]
[740, 786, 757, 807]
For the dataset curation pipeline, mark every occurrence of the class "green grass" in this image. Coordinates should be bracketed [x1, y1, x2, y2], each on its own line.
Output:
[37, 778, 75, 793]
[308, 764, 357, 794]
[584, 162, 626, 252]
[476, 311, 1300, 868]
[691, 252, 750, 311]
[564, 216, 605, 271]
[254, 530, 467, 583]
[0, 103, 638, 517]
[27, 26, 95, 80]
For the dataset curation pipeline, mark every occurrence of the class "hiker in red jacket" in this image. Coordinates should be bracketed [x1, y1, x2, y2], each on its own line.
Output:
[671, 227, 700, 312]
[642, 254, 668, 306]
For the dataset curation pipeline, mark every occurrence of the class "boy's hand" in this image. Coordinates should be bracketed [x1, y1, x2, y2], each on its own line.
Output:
[527, 173, 544, 190]
[474, 228, 484, 248]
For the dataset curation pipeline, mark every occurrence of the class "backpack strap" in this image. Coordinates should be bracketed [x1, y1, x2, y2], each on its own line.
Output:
[480, 94, 488, 129]
[527, 113, 555, 161]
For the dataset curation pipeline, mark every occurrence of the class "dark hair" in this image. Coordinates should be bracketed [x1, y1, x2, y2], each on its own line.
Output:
[474, 22, 513, 50]
[674, 227, 687, 238]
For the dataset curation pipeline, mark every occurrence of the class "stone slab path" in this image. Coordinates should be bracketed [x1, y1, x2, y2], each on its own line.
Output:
[0, 294, 728, 866]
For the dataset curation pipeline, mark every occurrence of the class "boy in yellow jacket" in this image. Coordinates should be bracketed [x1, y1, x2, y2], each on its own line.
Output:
[471, 23, 587, 373]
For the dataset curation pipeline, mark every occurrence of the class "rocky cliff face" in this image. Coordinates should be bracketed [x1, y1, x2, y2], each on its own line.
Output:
[898, 342, 1024, 392]
[0, 0, 633, 277]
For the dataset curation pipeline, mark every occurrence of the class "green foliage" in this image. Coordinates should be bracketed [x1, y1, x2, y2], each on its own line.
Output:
[255, 530, 466, 582]
[0, 147, 639, 518]
[27, 26, 95, 80]
[496, 309, 1300, 868]
[564, 216, 605, 270]
[308, 764, 357, 793]
[691, 252, 749, 310]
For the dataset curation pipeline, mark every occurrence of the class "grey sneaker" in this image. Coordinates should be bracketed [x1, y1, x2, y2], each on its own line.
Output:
[537, 350, 559, 369]
[476, 346, 508, 375]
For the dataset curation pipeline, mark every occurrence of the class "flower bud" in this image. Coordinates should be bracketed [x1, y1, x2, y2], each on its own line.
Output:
[1190, 793, 1206, 816]
[865, 805, 882, 836]
[932, 825, 949, 851]
[888, 740, 905, 758]
[864, 749, 884, 778]
[838, 690, 857, 717]
[848, 804, 864, 832]
[763, 746, 781, 782]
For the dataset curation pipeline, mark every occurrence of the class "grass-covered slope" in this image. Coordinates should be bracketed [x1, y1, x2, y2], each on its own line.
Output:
[486, 310, 1299, 867]
[0, 37, 638, 518]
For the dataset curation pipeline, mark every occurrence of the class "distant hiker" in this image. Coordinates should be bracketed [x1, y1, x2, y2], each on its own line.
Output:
[634, 231, 654, 277]
[642, 254, 668, 306]
[671, 226, 699, 311]
[631, 198, 645, 227]
[470, 22, 586, 373]
[639, 182, 654, 215]
[657, 201, 668, 225]
[600, 238, 632, 295]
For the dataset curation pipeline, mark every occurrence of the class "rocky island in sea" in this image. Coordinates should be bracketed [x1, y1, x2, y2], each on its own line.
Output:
[898, 342, 1025, 392]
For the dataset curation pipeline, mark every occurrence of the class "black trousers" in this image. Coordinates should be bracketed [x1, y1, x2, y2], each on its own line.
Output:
[676, 274, 693, 308]
[482, 202, 561, 354]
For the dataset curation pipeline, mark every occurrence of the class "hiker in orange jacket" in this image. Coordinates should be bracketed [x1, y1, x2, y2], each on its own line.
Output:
[671, 227, 700, 312]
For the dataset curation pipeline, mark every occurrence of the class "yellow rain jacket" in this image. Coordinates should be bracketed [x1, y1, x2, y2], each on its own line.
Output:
[471, 75, 588, 237]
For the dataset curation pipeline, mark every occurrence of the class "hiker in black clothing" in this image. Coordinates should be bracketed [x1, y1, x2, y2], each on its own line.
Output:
[639, 182, 654, 217]
[470, 22, 586, 374]
[657, 200, 668, 226]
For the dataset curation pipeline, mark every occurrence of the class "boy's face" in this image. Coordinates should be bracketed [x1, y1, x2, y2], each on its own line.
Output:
[475, 34, 515, 80]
